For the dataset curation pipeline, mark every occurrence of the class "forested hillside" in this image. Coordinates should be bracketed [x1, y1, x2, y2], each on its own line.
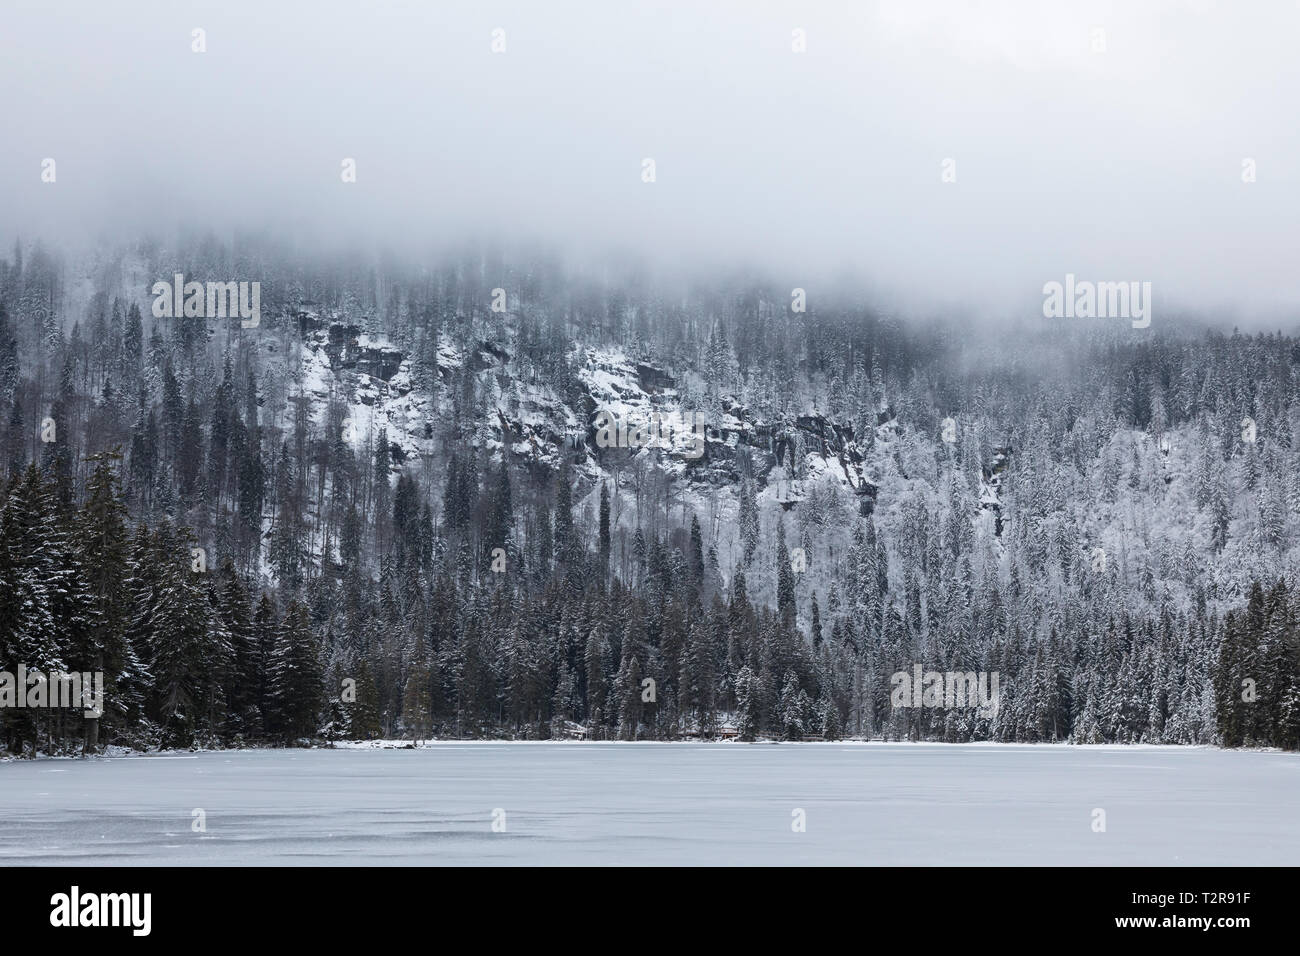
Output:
[1, 237, 1298, 754]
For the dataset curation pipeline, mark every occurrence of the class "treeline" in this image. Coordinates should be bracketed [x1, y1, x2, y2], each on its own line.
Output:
[1, 442, 1297, 752]
[0, 457, 323, 753]
[1215, 580, 1300, 749]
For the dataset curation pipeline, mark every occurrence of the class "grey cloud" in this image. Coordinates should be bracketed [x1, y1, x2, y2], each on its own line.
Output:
[2, 0, 1297, 322]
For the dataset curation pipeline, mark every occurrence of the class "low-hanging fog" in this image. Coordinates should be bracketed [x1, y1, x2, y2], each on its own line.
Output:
[2, 0, 1297, 324]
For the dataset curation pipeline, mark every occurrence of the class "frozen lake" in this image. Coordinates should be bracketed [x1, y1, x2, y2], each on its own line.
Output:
[1, 743, 1296, 865]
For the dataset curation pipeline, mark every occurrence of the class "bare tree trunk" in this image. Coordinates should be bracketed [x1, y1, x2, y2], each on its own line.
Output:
[83, 650, 104, 754]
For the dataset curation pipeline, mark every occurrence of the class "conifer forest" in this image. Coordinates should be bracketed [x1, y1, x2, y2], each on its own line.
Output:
[0, 239, 1297, 756]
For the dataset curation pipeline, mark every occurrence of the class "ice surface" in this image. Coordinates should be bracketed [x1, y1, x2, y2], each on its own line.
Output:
[1, 743, 1295, 865]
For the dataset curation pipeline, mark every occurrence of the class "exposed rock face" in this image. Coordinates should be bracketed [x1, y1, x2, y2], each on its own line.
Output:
[635, 362, 675, 394]
[282, 319, 980, 525]
[567, 347, 880, 507]
[981, 445, 1012, 536]
[355, 345, 403, 381]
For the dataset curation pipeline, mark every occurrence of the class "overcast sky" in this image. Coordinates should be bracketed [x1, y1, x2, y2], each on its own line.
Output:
[2, 0, 1297, 323]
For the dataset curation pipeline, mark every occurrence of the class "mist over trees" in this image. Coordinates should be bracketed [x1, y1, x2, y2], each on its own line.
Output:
[1, 236, 1298, 754]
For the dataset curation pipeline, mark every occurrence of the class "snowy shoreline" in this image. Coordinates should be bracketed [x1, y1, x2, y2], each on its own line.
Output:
[4, 738, 1283, 762]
